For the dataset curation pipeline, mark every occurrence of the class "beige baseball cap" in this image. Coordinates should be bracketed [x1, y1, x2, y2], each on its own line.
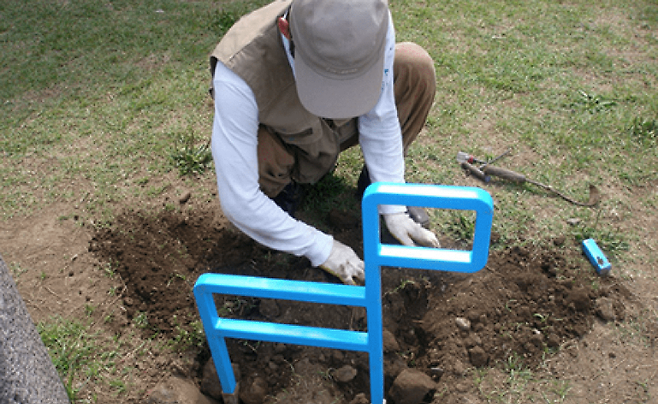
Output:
[289, 0, 389, 119]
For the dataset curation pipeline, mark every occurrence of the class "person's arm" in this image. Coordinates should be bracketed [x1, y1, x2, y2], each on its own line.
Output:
[357, 15, 406, 216]
[358, 16, 440, 248]
[211, 62, 333, 267]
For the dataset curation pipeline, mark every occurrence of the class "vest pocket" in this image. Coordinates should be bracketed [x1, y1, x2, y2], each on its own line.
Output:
[278, 127, 321, 146]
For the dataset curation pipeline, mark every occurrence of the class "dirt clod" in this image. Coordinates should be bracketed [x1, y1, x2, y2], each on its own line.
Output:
[468, 346, 488, 367]
[383, 329, 400, 352]
[240, 377, 267, 404]
[389, 368, 436, 404]
[595, 296, 617, 322]
[145, 375, 218, 404]
[334, 365, 358, 383]
[348, 393, 370, 404]
[200, 359, 239, 401]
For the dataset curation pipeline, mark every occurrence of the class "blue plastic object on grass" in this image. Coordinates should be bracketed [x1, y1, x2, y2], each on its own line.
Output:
[193, 183, 493, 404]
[582, 238, 611, 276]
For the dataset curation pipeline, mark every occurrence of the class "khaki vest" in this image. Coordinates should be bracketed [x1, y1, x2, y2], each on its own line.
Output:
[210, 0, 357, 184]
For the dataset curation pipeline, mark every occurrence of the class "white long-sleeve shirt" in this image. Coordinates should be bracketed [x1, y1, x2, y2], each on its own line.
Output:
[211, 17, 405, 267]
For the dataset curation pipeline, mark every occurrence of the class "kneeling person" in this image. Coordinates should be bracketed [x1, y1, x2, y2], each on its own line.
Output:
[209, 0, 440, 285]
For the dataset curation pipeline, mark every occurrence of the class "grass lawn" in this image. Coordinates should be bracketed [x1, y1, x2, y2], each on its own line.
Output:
[1, 0, 657, 402]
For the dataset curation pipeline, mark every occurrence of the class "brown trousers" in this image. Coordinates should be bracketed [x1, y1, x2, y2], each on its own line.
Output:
[258, 42, 436, 197]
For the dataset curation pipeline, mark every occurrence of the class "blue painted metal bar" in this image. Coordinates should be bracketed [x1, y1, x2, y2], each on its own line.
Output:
[195, 273, 367, 306]
[211, 318, 369, 351]
[361, 183, 493, 404]
[362, 183, 494, 274]
[194, 285, 238, 392]
[193, 274, 371, 397]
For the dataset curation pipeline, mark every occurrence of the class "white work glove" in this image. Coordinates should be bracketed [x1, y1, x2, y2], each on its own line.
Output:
[319, 240, 365, 285]
[383, 212, 440, 248]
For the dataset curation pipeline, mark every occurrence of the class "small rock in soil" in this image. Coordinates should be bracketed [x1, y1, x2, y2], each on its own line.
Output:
[553, 235, 566, 246]
[455, 317, 471, 331]
[179, 191, 191, 204]
[334, 365, 357, 383]
[388, 368, 436, 404]
[430, 367, 444, 378]
[566, 218, 581, 226]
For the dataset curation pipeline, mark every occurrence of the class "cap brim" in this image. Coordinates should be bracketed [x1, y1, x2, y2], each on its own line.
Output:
[295, 50, 385, 119]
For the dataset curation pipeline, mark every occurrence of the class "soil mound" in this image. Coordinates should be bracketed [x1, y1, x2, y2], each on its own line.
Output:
[90, 205, 631, 402]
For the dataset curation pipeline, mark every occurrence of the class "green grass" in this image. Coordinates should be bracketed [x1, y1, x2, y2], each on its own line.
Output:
[0, 0, 269, 219]
[1, 0, 656, 241]
[390, 0, 658, 249]
[38, 316, 119, 402]
[170, 132, 213, 176]
[474, 353, 572, 403]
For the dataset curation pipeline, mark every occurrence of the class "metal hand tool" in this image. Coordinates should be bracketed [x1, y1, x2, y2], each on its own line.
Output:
[483, 165, 600, 207]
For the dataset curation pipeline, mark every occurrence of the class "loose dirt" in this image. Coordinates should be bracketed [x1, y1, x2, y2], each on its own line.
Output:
[77, 200, 654, 404]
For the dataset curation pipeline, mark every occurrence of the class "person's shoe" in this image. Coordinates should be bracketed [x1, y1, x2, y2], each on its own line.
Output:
[356, 165, 431, 229]
[356, 166, 371, 199]
[272, 182, 304, 217]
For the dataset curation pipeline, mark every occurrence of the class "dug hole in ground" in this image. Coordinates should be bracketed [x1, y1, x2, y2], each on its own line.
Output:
[2, 194, 657, 404]
[90, 197, 656, 404]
